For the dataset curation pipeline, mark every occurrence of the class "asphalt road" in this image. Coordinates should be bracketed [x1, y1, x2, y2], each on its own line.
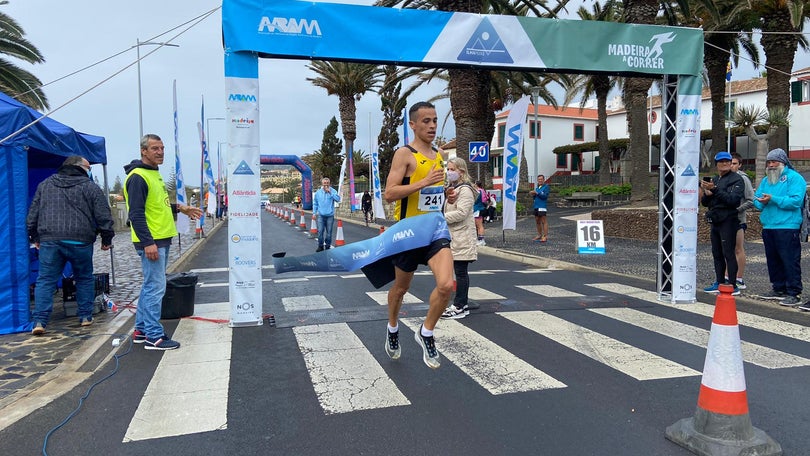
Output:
[2, 210, 808, 455]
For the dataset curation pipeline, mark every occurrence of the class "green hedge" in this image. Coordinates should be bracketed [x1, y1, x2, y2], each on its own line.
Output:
[553, 183, 631, 197]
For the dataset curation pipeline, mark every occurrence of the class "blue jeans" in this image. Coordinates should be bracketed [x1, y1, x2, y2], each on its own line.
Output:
[33, 241, 95, 325]
[136, 246, 170, 339]
[762, 229, 803, 297]
[317, 214, 335, 247]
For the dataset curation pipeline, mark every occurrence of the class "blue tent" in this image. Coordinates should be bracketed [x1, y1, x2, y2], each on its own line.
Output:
[0, 93, 106, 335]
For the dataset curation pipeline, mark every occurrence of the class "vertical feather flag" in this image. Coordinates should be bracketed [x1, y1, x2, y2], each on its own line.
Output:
[725, 61, 732, 82]
[199, 97, 217, 219]
[173, 80, 190, 233]
[403, 108, 409, 145]
[502, 95, 531, 231]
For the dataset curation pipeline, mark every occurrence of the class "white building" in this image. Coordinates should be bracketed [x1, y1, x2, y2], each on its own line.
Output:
[443, 69, 810, 190]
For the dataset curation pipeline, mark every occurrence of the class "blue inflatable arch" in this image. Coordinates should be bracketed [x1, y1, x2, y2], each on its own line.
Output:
[261, 154, 312, 210]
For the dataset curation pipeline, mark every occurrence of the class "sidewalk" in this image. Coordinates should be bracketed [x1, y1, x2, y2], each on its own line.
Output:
[1, 205, 807, 430]
[0, 217, 224, 431]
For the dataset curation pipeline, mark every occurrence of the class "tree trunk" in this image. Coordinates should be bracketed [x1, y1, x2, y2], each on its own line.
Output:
[448, 68, 493, 186]
[705, 39, 732, 158]
[594, 75, 611, 185]
[760, 7, 798, 151]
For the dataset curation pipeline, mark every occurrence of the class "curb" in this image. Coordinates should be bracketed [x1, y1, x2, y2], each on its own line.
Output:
[0, 221, 224, 432]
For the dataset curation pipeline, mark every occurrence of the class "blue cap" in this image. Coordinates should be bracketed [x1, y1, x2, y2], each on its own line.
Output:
[714, 151, 732, 162]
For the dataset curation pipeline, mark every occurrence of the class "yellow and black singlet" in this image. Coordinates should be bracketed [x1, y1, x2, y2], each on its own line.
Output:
[394, 145, 445, 221]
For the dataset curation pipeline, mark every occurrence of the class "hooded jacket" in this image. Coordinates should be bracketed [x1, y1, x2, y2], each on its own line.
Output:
[753, 165, 807, 230]
[27, 164, 114, 245]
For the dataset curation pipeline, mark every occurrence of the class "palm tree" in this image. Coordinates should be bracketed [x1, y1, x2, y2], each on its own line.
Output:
[563, 0, 622, 185]
[375, 0, 572, 188]
[750, 0, 810, 151]
[673, 0, 760, 157]
[731, 104, 790, 185]
[0, 1, 48, 109]
[621, 0, 660, 204]
[307, 61, 382, 209]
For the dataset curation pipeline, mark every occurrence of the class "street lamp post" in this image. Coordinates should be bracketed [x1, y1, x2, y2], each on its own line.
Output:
[531, 86, 540, 183]
[136, 38, 179, 138]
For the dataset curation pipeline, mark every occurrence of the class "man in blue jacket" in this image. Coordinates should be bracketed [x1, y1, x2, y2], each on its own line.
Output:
[753, 148, 807, 306]
[313, 177, 341, 252]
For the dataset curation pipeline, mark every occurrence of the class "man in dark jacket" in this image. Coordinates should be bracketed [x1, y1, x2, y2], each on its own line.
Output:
[700, 151, 745, 295]
[27, 155, 114, 334]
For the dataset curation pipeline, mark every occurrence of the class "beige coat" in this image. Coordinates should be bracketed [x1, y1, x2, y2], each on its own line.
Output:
[444, 183, 478, 261]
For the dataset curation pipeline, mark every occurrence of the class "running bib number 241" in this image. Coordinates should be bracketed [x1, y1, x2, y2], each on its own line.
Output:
[418, 186, 445, 212]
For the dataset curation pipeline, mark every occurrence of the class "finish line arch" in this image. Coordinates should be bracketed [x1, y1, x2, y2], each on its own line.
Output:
[221, 0, 705, 327]
[261, 154, 313, 210]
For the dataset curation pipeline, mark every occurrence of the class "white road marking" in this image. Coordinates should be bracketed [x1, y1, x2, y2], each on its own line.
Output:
[499, 311, 699, 380]
[587, 283, 810, 343]
[293, 323, 410, 414]
[404, 318, 565, 394]
[518, 285, 584, 298]
[513, 269, 553, 274]
[282, 295, 332, 312]
[340, 273, 366, 279]
[468, 287, 505, 300]
[365, 291, 423, 306]
[199, 282, 227, 288]
[591, 307, 810, 369]
[124, 302, 232, 442]
[274, 278, 308, 283]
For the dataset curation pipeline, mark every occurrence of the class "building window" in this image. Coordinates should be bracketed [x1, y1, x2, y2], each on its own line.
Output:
[497, 123, 506, 147]
[595, 125, 600, 140]
[556, 153, 567, 168]
[791, 79, 810, 104]
[493, 155, 503, 177]
[724, 100, 736, 119]
[529, 120, 541, 139]
[573, 124, 584, 141]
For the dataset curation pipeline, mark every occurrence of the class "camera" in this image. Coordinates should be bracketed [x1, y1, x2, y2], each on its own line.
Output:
[702, 176, 712, 182]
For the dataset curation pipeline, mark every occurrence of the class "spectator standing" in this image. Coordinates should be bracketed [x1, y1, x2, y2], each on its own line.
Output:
[361, 190, 373, 223]
[383, 101, 454, 369]
[730, 152, 754, 288]
[473, 181, 487, 245]
[441, 157, 477, 320]
[529, 174, 550, 242]
[124, 134, 202, 350]
[313, 177, 340, 252]
[753, 148, 807, 306]
[700, 151, 745, 295]
[27, 155, 115, 334]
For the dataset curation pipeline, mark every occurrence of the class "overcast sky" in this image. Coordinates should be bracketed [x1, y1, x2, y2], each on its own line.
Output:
[6, 0, 809, 185]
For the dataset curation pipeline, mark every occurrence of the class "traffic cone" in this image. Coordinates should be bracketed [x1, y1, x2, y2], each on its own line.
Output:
[334, 220, 345, 247]
[379, 225, 385, 235]
[299, 211, 306, 230]
[665, 283, 781, 455]
[309, 214, 318, 238]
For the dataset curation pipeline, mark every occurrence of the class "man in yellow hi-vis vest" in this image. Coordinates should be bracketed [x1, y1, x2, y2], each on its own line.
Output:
[123, 134, 202, 351]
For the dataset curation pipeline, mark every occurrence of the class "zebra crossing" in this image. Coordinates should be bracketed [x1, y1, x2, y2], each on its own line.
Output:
[125, 276, 810, 440]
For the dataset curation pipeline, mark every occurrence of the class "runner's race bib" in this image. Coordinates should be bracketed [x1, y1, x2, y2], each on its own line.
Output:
[418, 186, 445, 212]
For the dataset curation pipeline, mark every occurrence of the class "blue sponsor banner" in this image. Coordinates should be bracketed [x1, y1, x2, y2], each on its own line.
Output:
[273, 212, 450, 278]
[223, 0, 450, 63]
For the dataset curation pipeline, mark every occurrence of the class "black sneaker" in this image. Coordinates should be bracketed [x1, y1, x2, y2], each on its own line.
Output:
[414, 325, 441, 369]
[798, 301, 810, 312]
[780, 295, 801, 307]
[144, 335, 181, 351]
[760, 290, 786, 301]
[385, 329, 401, 360]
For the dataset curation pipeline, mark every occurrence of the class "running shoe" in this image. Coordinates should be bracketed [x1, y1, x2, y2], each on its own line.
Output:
[414, 325, 441, 369]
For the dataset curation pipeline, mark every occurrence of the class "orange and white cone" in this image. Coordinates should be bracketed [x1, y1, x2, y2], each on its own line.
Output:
[665, 283, 781, 455]
[309, 214, 318, 238]
[333, 220, 345, 247]
[379, 225, 385, 235]
[299, 211, 306, 230]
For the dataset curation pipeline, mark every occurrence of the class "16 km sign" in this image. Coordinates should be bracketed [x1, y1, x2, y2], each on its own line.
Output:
[469, 142, 489, 163]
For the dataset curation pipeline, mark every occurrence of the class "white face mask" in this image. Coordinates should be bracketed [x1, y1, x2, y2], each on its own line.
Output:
[446, 170, 460, 183]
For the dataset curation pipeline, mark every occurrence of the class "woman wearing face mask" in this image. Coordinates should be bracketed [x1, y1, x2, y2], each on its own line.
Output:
[440, 157, 478, 319]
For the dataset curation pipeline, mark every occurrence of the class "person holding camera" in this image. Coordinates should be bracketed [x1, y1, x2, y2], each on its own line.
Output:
[700, 151, 745, 295]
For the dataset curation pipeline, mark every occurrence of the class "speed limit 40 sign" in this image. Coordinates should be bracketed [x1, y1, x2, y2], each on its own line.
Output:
[576, 220, 605, 254]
